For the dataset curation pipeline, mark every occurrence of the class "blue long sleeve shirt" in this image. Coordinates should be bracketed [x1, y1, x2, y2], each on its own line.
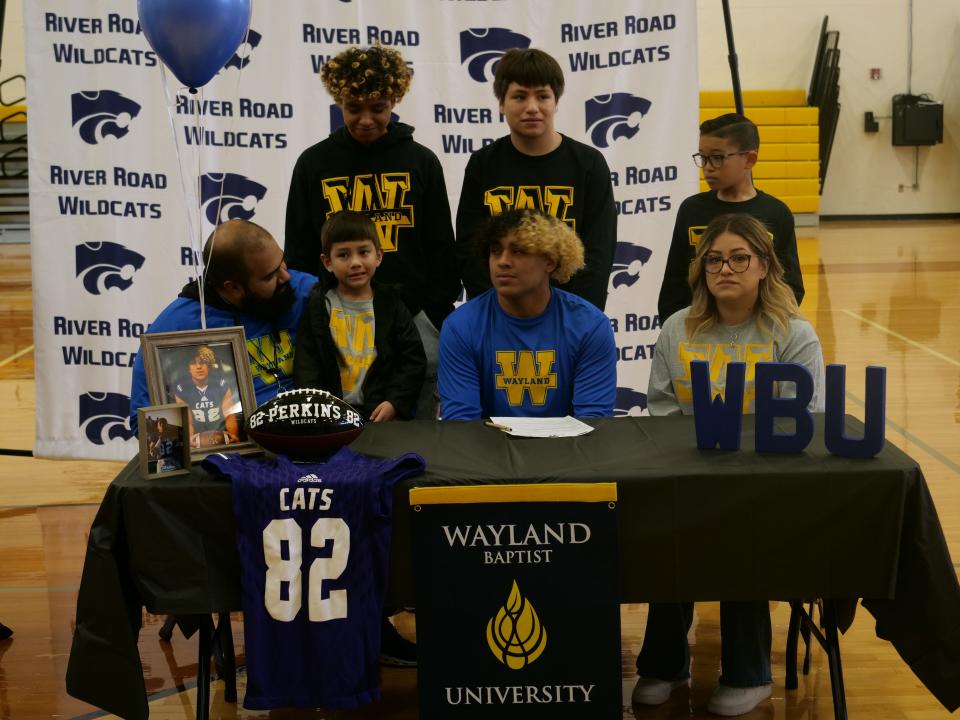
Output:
[438, 288, 616, 420]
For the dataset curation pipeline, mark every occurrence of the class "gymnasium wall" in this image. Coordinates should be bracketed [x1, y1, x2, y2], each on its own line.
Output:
[696, 0, 960, 216]
[9, 1, 951, 216]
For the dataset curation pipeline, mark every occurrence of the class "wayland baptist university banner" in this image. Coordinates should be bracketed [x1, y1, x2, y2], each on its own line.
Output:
[411, 483, 620, 719]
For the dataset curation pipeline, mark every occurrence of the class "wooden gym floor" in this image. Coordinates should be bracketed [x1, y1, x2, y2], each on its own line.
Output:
[0, 219, 959, 719]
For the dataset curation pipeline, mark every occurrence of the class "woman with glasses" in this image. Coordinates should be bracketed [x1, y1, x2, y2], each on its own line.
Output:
[632, 212, 824, 716]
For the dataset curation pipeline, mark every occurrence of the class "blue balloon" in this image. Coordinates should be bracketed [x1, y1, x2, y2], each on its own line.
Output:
[138, 0, 252, 90]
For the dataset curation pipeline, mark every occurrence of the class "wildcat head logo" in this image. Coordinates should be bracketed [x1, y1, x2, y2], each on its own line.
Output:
[71, 91, 141, 145]
[79, 392, 135, 444]
[615, 387, 648, 417]
[223, 28, 262, 70]
[459, 28, 531, 82]
[199, 173, 267, 225]
[75, 242, 145, 295]
[584, 93, 652, 148]
[609, 242, 653, 290]
[328, 104, 400, 132]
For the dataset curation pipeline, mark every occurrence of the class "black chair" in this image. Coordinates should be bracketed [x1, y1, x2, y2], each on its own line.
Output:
[159, 613, 238, 720]
[785, 599, 853, 720]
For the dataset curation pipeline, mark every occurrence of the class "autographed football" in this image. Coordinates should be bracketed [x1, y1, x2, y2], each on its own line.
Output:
[246, 388, 364, 459]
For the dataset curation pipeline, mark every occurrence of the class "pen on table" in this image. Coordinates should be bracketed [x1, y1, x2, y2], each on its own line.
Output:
[484, 421, 512, 432]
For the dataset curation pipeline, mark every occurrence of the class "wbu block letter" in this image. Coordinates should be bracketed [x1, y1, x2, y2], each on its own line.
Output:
[691, 361, 886, 458]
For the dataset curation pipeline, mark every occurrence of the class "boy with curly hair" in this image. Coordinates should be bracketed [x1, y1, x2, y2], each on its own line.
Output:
[285, 46, 459, 419]
[439, 209, 616, 420]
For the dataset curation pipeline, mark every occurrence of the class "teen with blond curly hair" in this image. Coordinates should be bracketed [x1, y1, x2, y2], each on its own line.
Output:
[439, 209, 616, 420]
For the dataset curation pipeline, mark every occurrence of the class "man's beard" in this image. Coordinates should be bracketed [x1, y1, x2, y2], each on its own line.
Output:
[237, 282, 295, 321]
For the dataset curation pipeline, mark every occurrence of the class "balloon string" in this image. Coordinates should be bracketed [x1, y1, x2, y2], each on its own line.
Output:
[158, 63, 205, 329]
[195, 87, 207, 330]
[157, 19, 254, 334]
[206, 21, 253, 300]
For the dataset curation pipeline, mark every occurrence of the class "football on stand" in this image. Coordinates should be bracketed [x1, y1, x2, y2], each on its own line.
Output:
[246, 388, 364, 459]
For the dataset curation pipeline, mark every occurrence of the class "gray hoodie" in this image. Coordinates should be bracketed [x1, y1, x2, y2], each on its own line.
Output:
[647, 307, 825, 416]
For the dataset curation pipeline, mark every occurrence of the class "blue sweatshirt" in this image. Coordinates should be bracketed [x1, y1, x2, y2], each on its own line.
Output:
[438, 288, 616, 420]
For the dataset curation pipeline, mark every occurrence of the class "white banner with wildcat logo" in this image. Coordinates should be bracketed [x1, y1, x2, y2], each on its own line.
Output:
[27, 0, 697, 460]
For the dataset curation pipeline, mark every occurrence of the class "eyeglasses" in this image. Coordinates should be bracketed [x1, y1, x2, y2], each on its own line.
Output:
[691, 151, 750, 169]
[703, 253, 762, 273]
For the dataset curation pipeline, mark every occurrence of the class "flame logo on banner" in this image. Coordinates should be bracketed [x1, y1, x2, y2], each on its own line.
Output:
[486, 580, 547, 669]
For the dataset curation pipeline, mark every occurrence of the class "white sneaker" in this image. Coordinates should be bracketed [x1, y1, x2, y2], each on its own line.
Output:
[707, 683, 772, 716]
[631, 677, 688, 705]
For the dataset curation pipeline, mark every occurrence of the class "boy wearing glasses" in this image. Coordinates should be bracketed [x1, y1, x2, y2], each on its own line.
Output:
[657, 113, 804, 322]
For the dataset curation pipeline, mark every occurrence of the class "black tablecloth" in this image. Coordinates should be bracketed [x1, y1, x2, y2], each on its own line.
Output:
[66, 415, 960, 718]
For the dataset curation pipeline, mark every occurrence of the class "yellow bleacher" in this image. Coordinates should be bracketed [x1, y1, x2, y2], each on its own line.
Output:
[699, 90, 820, 216]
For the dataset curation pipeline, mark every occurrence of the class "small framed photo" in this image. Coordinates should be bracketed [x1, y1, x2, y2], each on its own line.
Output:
[140, 326, 258, 460]
[139, 404, 191, 479]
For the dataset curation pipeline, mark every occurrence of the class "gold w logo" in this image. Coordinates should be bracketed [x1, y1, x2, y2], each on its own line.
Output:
[495, 350, 557, 406]
[483, 186, 575, 230]
[247, 330, 294, 386]
[320, 172, 414, 252]
[688, 225, 707, 247]
[486, 580, 547, 670]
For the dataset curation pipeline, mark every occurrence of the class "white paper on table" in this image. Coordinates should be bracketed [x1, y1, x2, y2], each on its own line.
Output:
[488, 416, 594, 438]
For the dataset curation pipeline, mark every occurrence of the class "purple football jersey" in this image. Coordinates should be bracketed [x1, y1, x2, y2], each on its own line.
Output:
[204, 447, 425, 710]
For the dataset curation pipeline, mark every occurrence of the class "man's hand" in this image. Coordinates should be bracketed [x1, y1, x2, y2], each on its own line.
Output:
[369, 401, 397, 423]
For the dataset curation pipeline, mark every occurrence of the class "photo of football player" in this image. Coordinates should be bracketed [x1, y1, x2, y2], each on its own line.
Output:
[173, 345, 242, 448]
[149, 416, 184, 473]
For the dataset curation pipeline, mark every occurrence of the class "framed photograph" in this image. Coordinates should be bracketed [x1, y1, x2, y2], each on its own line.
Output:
[141, 326, 258, 460]
[138, 404, 191, 479]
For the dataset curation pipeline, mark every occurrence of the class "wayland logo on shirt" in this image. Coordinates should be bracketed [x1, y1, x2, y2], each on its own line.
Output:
[199, 172, 267, 225]
[614, 387, 648, 416]
[79, 392, 134, 444]
[688, 225, 707, 247]
[486, 580, 547, 669]
[246, 330, 294, 386]
[459, 28, 531, 82]
[223, 28, 262, 70]
[75, 242, 145, 295]
[583, 93, 652, 149]
[483, 186, 575, 230]
[321, 174, 413, 252]
[675, 341, 774, 411]
[495, 350, 557, 406]
[609, 241, 652, 290]
[70, 90, 141, 145]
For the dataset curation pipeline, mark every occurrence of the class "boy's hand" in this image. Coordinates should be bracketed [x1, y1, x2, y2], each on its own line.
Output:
[369, 401, 397, 422]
